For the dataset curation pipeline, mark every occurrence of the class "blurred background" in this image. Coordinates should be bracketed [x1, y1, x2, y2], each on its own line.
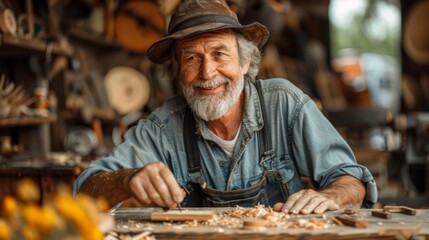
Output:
[0, 0, 428, 208]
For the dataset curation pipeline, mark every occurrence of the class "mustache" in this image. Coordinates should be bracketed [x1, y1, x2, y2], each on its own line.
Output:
[192, 76, 230, 89]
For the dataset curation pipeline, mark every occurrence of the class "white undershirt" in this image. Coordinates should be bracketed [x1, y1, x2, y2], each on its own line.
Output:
[207, 124, 241, 158]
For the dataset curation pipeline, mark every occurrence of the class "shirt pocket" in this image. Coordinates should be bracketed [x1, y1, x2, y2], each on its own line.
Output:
[274, 154, 301, 194]
[247, 168, 265, 188]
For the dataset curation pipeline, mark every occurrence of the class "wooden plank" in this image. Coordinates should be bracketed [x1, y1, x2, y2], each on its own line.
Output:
[371, 210, 392, 219]
[151, 210, 215, 222]
[333, 215, 368, 228]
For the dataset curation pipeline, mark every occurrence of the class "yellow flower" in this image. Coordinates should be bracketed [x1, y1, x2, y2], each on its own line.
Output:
[21, 225, 40, 240]
[77, 194, 101, 223]
[17, 178, 40, 203]
[54, 195, 86, 222]
[95, 197, 109, 212]
[82, 228, 104, 240]
[37, 205, 58, 234]
[0, 220, 11, 240]
[2, 196, 17, 221]
[22, 204, 40, 227]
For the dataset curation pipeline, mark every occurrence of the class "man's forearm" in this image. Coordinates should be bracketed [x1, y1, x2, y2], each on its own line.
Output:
[78, 169, 138, 207]
[321, 175, 366, 208]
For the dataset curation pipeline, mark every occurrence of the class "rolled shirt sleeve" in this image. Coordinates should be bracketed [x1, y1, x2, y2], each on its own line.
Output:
[73, 117, 178, 195]
[291, 99, 378, 208]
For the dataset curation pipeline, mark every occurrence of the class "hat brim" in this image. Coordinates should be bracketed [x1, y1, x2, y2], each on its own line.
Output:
[147, 22, 270, 64]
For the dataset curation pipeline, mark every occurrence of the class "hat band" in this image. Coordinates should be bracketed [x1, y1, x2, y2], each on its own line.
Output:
[170, 15, 241, 35]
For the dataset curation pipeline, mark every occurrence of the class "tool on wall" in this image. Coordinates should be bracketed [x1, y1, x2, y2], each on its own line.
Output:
[24, 0, 34, 37]
[64, 126, 98, 156]
[0, 74, 34, 118]
[114, 0, 166, 52]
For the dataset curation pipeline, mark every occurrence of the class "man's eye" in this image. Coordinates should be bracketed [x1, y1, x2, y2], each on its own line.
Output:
[186, 56, 197, 62]
[216, 52, 226, 57]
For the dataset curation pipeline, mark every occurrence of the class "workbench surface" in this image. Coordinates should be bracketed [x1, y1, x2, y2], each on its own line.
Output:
[109, 207, 429, 240]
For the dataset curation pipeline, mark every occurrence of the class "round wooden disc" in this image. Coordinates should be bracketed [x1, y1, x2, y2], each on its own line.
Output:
[0, 8, 17, 35]
[104, 66, 151, 115]
[404, 1, 429, 64]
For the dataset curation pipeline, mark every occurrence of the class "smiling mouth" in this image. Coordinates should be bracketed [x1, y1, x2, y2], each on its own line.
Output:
[198, 85, 221, 90]
[196, 84, 225, 95]
[193, 78, 229, 94]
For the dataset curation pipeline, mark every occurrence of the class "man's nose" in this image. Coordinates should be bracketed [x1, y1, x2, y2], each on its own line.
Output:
[199, 58, 217, 80]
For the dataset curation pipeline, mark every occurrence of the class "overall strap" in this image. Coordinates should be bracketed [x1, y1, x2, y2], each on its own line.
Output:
[183, 107, 201, 175]
[183, 107, 204, 206]
[255, 80, 274, 161]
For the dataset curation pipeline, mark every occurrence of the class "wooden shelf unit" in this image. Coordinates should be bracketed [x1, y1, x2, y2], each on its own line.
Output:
[0, 33, 72, 58]
[0, 116, 57, 128]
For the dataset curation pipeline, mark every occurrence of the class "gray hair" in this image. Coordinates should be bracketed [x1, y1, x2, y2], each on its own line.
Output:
[161, 31, 262, 82]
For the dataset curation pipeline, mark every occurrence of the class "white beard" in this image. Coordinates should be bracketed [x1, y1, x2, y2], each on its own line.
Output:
[181, 74, 245, 121]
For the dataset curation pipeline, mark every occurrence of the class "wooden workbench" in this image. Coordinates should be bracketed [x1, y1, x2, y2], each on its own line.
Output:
[109, 207, 429, 240]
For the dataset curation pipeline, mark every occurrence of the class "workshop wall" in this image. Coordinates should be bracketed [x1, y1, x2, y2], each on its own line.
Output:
[0, 0, 428, 206]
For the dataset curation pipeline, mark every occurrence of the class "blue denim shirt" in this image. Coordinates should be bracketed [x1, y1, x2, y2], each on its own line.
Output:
[74, 78, 378, 207]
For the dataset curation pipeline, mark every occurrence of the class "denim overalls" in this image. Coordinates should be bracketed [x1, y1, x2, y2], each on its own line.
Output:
[182, 80, 298, 207]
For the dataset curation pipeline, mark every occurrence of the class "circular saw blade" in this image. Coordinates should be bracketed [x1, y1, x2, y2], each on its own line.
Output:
[104, 66, 150, 115]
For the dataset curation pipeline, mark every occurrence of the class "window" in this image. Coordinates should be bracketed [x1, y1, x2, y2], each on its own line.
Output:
[329, 0, 401, 113]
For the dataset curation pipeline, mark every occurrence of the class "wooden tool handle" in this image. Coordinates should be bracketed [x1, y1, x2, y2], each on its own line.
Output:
[333, 215, 368, 228]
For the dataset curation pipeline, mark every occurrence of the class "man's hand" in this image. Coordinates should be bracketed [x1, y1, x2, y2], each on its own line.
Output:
[273, 189, 339, 214]
[273, 175, 365, 214]
[126, 162, 186, 208]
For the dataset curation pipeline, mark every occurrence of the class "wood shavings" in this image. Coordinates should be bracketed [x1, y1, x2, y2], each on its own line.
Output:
[106, 231, 156, 240]
[115, 204, 335, 240]
[203, 213, 242, 228]
[204, 204, 333, 230]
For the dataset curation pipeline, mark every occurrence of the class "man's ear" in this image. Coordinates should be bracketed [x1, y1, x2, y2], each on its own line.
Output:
[241, 60, 251, 75]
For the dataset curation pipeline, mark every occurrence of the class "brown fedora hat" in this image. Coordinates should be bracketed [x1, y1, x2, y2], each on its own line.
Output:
[146, 0, 270, 64]
[404, 0, 429, 64]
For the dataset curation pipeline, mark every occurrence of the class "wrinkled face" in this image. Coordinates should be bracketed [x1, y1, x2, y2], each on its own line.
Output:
[176, 29, 249, 121]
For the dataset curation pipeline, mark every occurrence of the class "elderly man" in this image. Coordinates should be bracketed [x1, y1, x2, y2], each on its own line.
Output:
[74, 0, 377, 214]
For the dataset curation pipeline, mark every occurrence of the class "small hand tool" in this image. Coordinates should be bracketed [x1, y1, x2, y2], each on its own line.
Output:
[131, 145, 149, 166]
[132, 145, 184, 213]
[177, 202, 182, 212]
[383, 206, 418, 215]
[333, 215, 368, 228]
[371, 210, 392, 219]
